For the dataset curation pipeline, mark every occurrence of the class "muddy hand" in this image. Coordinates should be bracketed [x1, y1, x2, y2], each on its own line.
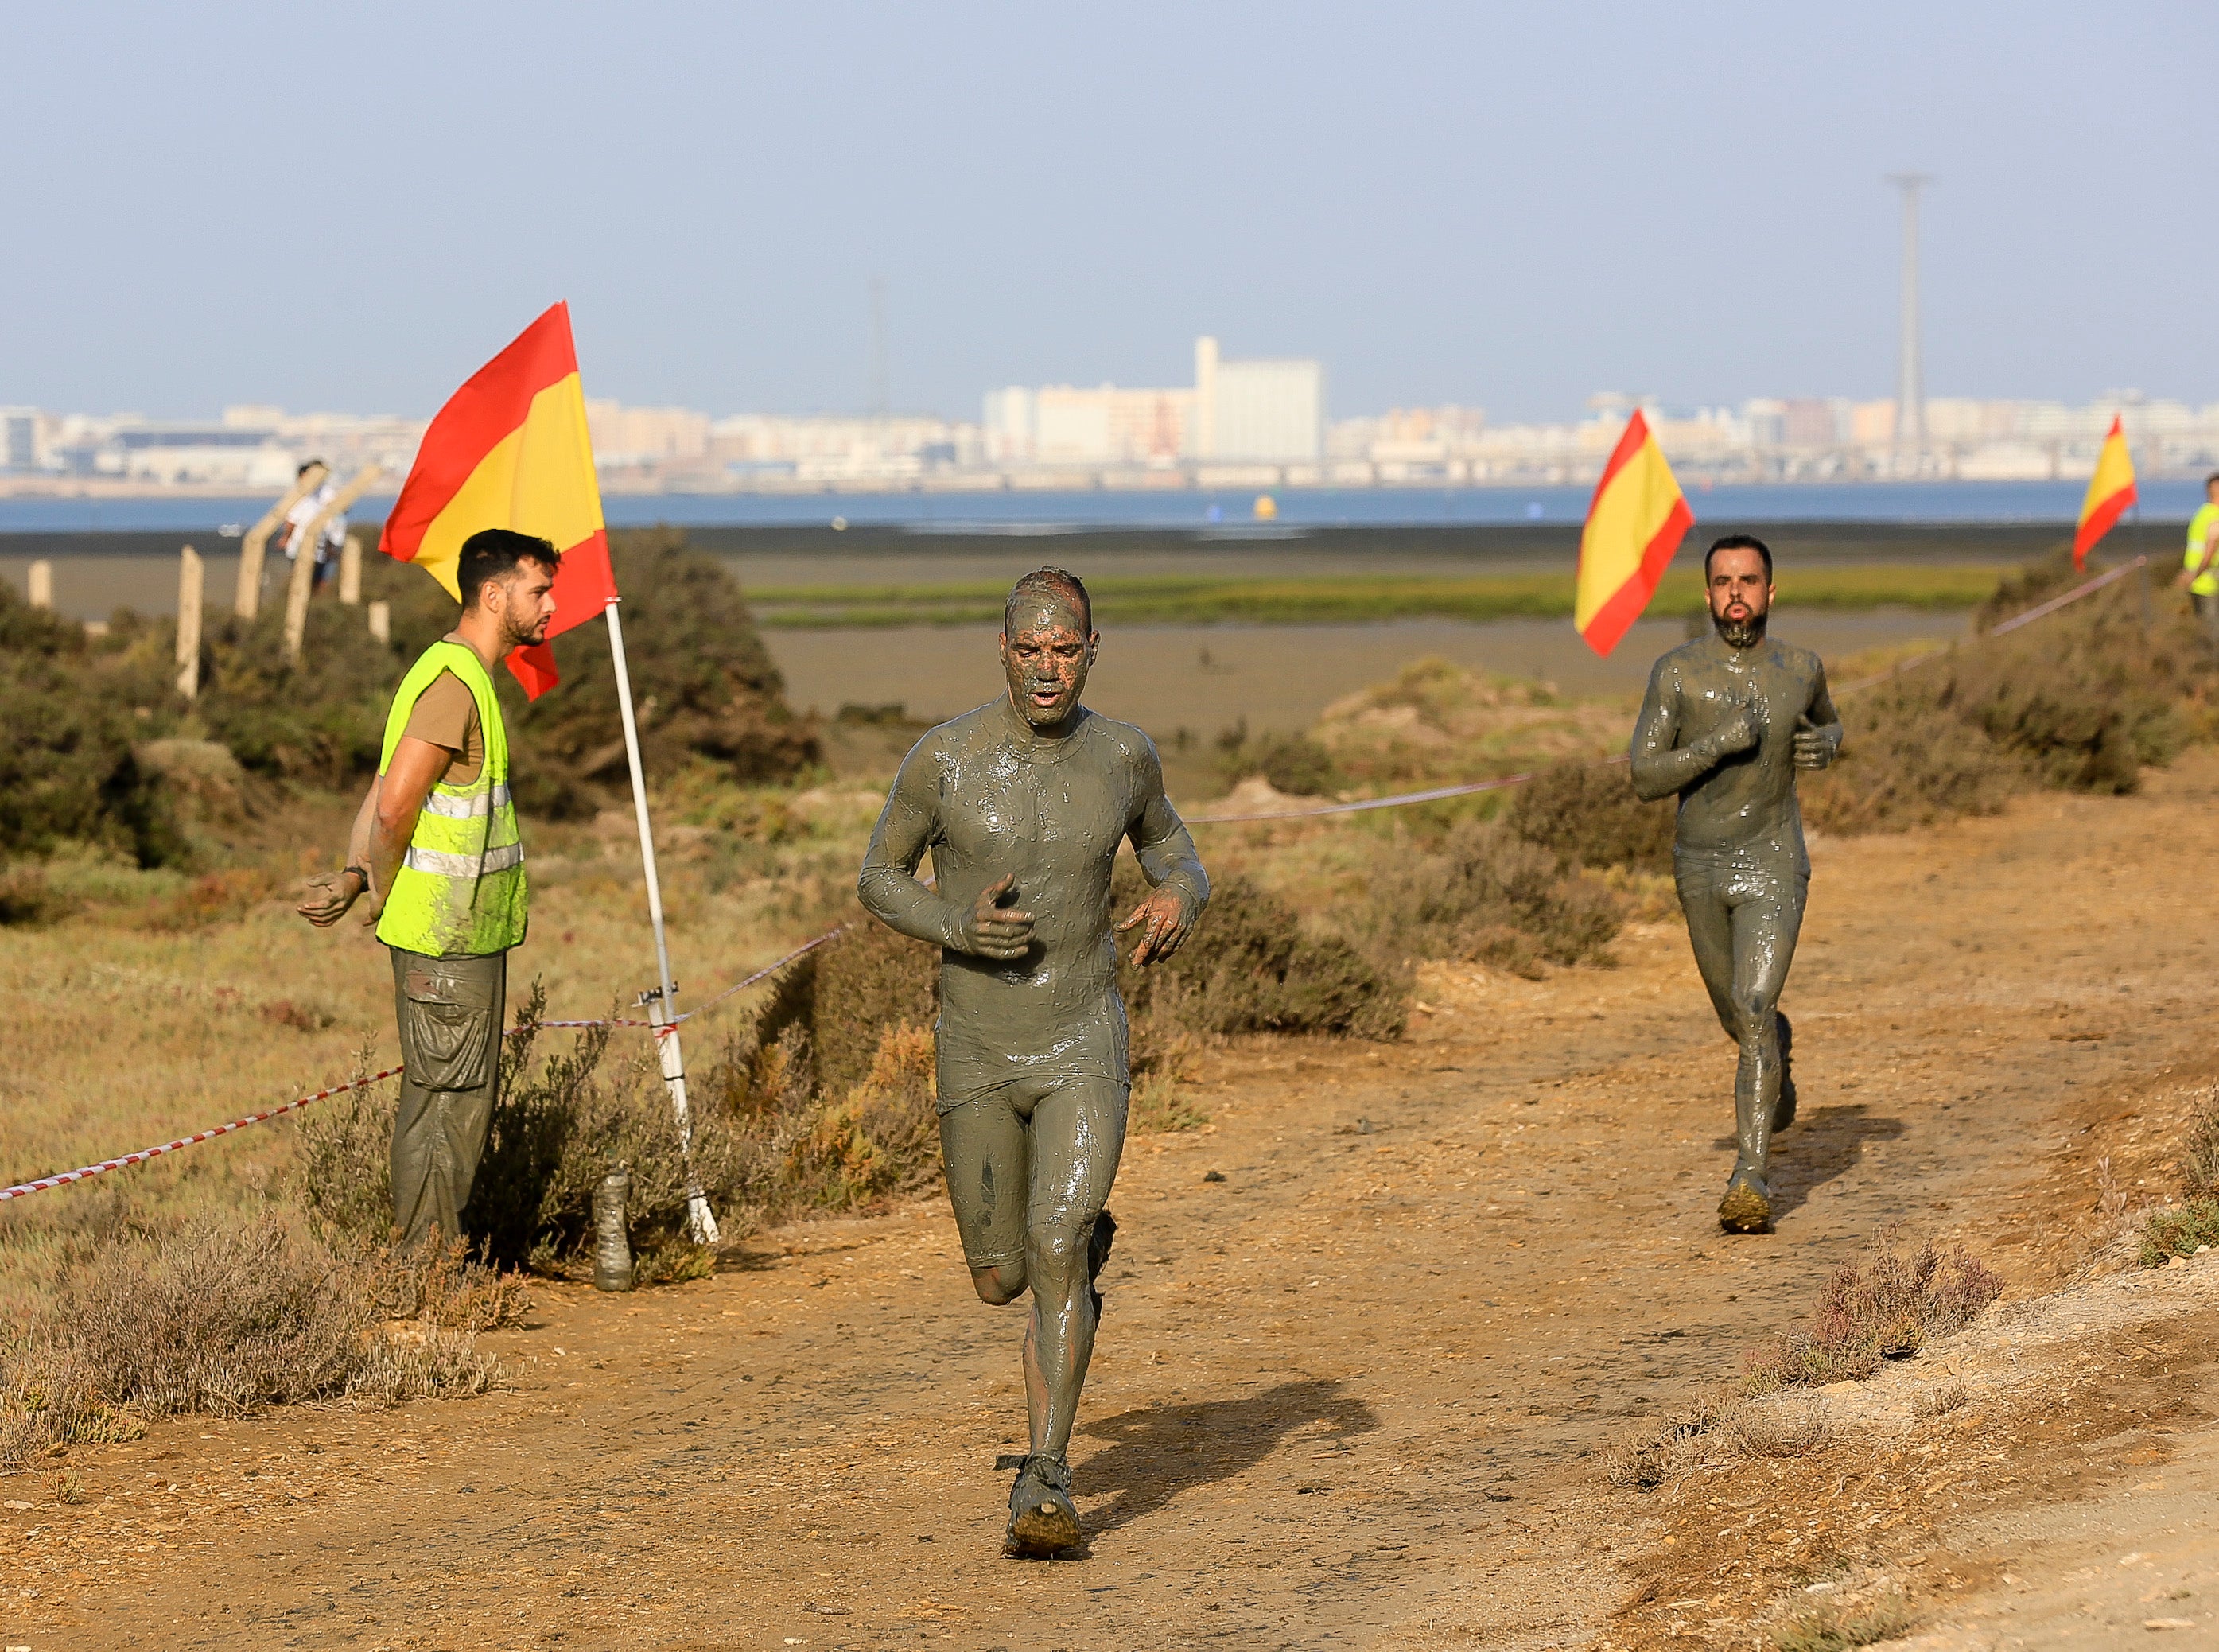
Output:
[1791, 713, 1840, 771]
[965, 874, 1036, 960]
[296, 871, 361, 929]
[1115, 887, 1195, 966]
[1710, 697, 1760, 756]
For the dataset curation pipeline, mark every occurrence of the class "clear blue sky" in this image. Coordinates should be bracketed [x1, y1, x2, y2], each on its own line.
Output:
[2, 2, 2208, 422]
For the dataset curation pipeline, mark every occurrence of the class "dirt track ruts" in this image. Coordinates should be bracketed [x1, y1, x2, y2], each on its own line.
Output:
[10, 752, 2219, 1650]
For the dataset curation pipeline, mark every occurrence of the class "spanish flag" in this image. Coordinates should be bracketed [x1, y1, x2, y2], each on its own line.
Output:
[1575, 410, 1694, 657]
[2072, 414, 2138, 570]
[380, 302, 619, 696]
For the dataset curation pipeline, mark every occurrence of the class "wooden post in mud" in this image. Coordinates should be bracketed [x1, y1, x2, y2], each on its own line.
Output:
[367, 601, 391, 644]
[236, 461, 327, 620]
[338, 533, 363, 605]
[26, 559, 52, 609]
[175, 545, 203, 701]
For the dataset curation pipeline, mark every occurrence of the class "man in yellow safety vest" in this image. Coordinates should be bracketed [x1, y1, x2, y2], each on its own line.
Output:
[297, 528, 559, 1246]
[2181, 472, 2219, 639]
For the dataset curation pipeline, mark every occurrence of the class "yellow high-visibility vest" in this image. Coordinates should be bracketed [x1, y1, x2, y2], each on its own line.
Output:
[2186, 504, 2219, 597]
[374, 641, 528, 957]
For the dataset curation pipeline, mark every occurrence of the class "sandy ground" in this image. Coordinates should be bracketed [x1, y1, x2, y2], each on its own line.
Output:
[8, 754, 2219, 1650]
[765, 611, 1967, 733]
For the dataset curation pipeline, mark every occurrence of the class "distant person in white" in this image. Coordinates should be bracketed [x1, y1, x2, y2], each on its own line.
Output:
[280, 459, 347, 589]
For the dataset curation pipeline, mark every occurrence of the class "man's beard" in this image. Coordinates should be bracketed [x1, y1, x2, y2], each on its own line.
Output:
[1712, 608, 1767, 649]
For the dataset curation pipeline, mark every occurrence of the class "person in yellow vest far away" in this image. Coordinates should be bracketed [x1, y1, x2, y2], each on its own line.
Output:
[297, 528, 559, 1246]
[2178, 472, 2219, 641]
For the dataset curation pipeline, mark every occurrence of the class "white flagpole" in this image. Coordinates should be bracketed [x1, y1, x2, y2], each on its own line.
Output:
[602, 597, 719, 1244]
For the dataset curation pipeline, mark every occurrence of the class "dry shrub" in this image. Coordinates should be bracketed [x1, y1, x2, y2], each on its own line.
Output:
[299, 987, 766, 1269]
[784, 1022, 940, 1207]
[1504, 760, 1676, 873]
[2180, 1090, 2219, 1198]
[0, 1214, 523, 1468]
[0, 863, 72, 927]
[1603, 1394, 1831, 1491]
[1603, 1394, 1743, 1489]
[2139, 1199, 2219, 1267]
[1743, 1236, 2002, 1395]
[807, 919, 939, 1096]
[1116, 867, 1407, 1040]
[138, 867, 278, 931]
[1771, 1600, 1914, 1652]
[1357, 818, 1623, 979]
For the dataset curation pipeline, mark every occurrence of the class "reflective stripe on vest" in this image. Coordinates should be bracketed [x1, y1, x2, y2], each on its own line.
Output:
[403, 842, 526, 877]
[374, 641, 530, 958]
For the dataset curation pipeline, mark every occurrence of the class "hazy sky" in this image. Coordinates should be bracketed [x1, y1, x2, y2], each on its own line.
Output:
[2, 2, 2209, 422]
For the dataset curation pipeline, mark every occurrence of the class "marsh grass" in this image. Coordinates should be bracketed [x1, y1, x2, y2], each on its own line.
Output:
[747, 565, 2004, 629]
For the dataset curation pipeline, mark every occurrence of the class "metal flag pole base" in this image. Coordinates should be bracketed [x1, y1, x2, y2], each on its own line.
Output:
[641, 985, 721, 1246]
[604, 597, 720, 1246]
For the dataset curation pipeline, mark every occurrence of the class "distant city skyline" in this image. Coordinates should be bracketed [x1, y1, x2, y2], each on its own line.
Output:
[1, 5, 2213, 426]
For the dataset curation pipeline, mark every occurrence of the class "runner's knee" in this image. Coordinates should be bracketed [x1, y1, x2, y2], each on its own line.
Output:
[971, 1259, 1027, 1305]
[1027, 1219, 1092, 1286]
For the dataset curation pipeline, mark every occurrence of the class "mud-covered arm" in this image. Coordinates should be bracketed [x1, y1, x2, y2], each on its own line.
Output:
[857, 740, 970, 950]
[1630, 659, 1743, 801]
[1793, 660, 1844, 770]
[1117, 746, 1209, 964]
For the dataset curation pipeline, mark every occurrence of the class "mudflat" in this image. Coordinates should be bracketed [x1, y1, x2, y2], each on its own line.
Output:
[8, 752, 2219, 1650]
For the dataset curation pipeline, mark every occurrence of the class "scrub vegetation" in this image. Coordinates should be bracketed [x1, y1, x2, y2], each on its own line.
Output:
[0, 1217, 526, 1469]
[1740, 1236, 2003, 1395]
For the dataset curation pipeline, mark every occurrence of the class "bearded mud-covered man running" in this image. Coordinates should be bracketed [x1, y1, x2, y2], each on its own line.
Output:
[857, 568, 1210, 1555]
[1632, 534, 1842, 1234]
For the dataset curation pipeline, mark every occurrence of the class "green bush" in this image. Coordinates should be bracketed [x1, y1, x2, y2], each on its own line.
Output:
[0, 585, 184, 865]
[1505, 759, 1676, 873]
[1217, 725, 1346, 796]
[1116, 866, 1406, 1040]
[1357, 818, 1623, 978]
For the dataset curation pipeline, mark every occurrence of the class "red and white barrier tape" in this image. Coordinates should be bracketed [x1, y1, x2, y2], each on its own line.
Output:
[1187, 558, 2148, 824]
[0, 931, 849, 1203]
[0, 1065, 406, 1203]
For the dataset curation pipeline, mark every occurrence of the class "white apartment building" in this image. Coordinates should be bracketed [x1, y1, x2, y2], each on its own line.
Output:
[1194, 336, 1323, 462]
[981, 384, 1192, 466]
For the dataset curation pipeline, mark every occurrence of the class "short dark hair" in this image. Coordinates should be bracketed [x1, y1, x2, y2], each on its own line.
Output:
[457, 528, 561, 610]
[297, 458, 325, 479]
[1704, 533, 1774, 581]
[1002, 566, 1092, 634]
[2205, 471, 2219, 491]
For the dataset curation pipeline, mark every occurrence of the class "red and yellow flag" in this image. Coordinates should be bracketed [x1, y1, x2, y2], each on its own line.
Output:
[1575, 410, 1694, 657]
[2073, 414, 2138, 570]
[380, 302, 619, 697]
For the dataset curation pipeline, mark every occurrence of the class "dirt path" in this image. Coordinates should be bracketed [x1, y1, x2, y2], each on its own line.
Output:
[11, 755, 2219, 1650]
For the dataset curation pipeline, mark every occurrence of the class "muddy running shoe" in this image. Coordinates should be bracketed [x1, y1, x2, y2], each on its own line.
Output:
[1717, 1167, 1773, 1234]
[1005, 1453, 1081, 1556]
[1772, 1012, 1797, 1133]
[1087, 1208, 1117, 1320]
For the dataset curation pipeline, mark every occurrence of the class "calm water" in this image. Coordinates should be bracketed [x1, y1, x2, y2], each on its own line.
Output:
[0, 479, 2202, 535]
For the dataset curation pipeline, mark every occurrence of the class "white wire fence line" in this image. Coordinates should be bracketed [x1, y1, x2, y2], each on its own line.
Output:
[0, 554, 2155, 1202]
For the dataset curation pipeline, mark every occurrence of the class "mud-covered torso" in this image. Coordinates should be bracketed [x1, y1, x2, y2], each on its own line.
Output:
[1644, 635, 1830, 873]
[910, 701, 1158, 1095]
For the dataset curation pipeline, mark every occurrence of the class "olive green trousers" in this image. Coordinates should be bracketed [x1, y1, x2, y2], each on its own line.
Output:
[388, 946, 507, 1248]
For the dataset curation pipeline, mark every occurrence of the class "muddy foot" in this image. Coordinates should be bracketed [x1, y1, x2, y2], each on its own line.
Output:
[1717, 1172, 1773, 1234]
[1005, 1456, 1081, 1557]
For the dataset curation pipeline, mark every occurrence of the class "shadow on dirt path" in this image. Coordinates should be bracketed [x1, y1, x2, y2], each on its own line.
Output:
[1080, 1378, 1382, 1536]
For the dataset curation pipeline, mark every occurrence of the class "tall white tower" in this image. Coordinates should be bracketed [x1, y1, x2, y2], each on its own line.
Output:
[1885, 173, 1933, 453]
[1192, 336, 1220, 460]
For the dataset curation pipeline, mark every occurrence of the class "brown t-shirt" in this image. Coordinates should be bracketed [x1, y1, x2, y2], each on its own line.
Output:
[400, 670, 485, 786]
